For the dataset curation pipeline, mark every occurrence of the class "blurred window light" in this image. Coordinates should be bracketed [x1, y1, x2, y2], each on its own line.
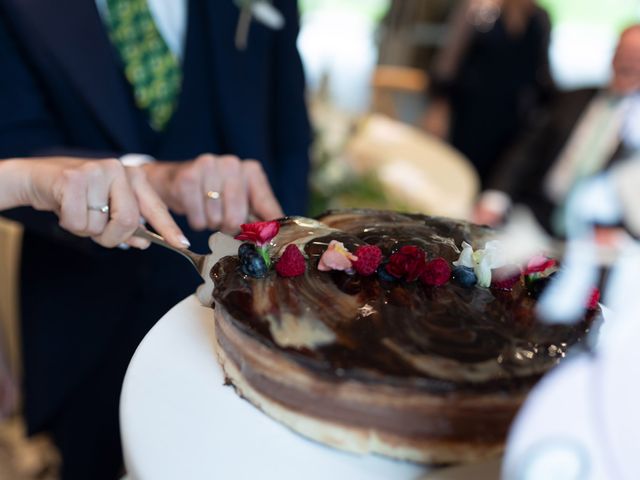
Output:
[538, 0, 640, 89]
[297, 0, 391, 113]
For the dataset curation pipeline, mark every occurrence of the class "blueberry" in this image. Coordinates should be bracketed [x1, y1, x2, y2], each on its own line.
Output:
[377, 262, 397, 282]
[452, 265, 477, 287]
[241, 252, 268, 278]
[238, 243, 256, 260]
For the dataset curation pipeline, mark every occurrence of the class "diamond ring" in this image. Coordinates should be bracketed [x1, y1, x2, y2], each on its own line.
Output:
[206, 191, 221, 200]
[88, 204, 110, 214]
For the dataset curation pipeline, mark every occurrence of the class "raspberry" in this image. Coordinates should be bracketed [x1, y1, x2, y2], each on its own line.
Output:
[587, 288, 600, 310]
[387, 245, 426, 281]
[420, 257, 451, 286]
[352, 245, 383, 276]
[275, 244, 306, 277]
[491, 265, 521, 290]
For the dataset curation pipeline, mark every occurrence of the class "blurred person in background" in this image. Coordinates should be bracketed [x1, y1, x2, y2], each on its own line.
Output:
[0, 0, 310, 478]
[424, 0, 555, 184]
[474, 25, 640, 231]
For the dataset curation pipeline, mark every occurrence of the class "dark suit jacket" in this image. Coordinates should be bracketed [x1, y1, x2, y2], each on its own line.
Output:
[0, 0, 311, 433]
[486, 88, 598, 230]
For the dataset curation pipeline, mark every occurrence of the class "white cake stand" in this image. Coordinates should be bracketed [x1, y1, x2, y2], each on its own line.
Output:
[120, 296, 430, 479]
[120, 295, 505, 480]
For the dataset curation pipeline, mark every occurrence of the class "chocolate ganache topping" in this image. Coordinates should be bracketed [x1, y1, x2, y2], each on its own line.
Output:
[212, 210, 599, 394]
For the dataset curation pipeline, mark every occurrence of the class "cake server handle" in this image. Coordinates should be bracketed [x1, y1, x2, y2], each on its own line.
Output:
[134, 226, 206, 273]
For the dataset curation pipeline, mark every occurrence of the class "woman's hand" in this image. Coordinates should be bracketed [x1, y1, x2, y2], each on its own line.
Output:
[4, 157, 190, 249]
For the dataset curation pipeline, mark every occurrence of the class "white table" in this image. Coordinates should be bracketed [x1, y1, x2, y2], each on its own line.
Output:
[120, 295, 501, 480]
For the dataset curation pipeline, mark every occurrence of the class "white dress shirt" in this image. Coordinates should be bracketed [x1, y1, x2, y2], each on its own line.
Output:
[95, 0, 187, 60]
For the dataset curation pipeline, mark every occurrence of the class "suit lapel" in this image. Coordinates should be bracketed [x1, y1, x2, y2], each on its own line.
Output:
[6, 0, 140, 151]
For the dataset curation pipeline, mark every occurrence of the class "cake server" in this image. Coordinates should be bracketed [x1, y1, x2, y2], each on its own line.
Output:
[134, 226, 241, 306]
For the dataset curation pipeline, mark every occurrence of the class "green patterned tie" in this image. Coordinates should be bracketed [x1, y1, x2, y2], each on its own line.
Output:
[106, 0, 182, 131]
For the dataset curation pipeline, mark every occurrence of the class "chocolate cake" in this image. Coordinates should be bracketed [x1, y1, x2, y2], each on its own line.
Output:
[209, 210, 599, 464]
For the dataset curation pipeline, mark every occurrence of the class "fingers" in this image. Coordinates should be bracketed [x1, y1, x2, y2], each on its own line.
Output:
[91, 161, 141, 248]
[85, 163, 111, 237]
[200, 154, 223, 228]
[243, 160, 284, 220]
[214, 155, 248, 234]
[58, 168, 89, 235]
[163, 154, 283, 233]
[127, 167, 190, 249]
[175, 160, 207, 231]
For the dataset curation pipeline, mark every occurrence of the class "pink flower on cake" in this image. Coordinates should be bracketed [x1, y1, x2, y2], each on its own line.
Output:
[235, 220, 280, 268]
[235, 220, 280, 247]
[524, 255, 558, 275]
[318, 241, 358, 272]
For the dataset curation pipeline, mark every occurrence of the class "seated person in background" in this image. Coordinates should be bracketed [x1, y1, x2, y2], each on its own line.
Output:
[474, 25, 640, 231]
[424, 0, 555, 184]
[0, 1, 309, 478]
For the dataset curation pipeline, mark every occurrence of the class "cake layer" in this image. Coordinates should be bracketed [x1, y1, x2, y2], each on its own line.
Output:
[215, 308, 507, 463]
[212, 211, 596, 391]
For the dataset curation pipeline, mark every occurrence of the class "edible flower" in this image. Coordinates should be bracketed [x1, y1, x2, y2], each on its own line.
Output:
[318, 240, 358, 272]
[453, 241, 505, 288]
[386, 245, 427, 281]
[524, 254, 558, 281]
[235, 220, 280, 267]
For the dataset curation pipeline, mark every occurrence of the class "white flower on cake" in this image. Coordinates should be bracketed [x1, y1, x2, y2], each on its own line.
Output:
[454, 240, 506, 287]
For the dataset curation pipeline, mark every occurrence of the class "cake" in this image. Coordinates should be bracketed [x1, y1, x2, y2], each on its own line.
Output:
[209, 209, 599, 464]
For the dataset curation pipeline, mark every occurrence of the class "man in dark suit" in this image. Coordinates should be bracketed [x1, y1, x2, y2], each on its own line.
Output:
[473, 25, 640, 232]
[0, 0, 311, 478]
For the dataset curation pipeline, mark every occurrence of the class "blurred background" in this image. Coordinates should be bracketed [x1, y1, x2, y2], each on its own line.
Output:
[299, 0, 640, 216]
[1, 0, 640, 477]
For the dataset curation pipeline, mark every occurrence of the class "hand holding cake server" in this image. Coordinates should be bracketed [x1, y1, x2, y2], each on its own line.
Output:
[0, 153, 283, 248]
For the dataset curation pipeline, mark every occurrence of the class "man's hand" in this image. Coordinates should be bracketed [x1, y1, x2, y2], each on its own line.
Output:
[471, 190, 512, 227]
[142, 154, 284, 233]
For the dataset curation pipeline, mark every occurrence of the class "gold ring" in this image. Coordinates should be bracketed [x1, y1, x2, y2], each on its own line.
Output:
[206, 191, 221, 200]
[88, 204, 110, 214]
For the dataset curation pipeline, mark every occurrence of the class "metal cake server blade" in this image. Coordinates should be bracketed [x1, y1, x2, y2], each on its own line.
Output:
[134, 226, 242, 307]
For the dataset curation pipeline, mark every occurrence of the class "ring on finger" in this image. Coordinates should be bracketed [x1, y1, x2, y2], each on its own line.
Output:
[206, 190, 222, 200]
[88, 204, 110, 214]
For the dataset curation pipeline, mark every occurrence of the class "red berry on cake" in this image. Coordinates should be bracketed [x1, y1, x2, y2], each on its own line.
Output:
[420, 257, 451, 286]
[587, 288, 600, 310]
[491, 265, 522, 290]
[386, 245, 426, 281]
[352, 245, 383, 276]
[276, 244, 306, 277]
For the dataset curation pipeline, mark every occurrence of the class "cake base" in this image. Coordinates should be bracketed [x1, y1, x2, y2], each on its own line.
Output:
[214, 308, 507, 465]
